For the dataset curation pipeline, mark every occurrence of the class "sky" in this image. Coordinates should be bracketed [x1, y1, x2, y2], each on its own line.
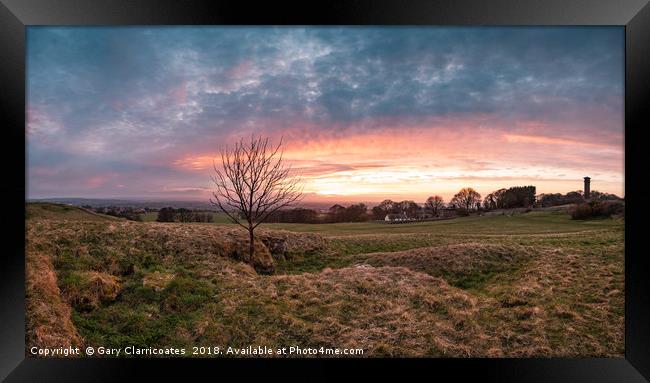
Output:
[27, 27, 624, 203]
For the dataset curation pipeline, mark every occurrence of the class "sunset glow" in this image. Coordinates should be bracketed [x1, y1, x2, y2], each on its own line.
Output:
[27, 27, 624, 203]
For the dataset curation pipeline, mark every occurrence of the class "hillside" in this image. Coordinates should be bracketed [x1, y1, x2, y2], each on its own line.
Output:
[26, 202, 120, 222]
[25, 203, 624, 357]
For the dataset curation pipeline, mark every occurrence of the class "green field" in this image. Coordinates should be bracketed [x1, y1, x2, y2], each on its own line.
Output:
[260, 210, 618, 235]
[25, 203, 624, 357]
[142, 208, 616, 236]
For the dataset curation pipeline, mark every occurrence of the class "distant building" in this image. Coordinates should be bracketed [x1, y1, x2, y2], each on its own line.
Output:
[385, 212, 409, 222]
[584, 177, 591, 200]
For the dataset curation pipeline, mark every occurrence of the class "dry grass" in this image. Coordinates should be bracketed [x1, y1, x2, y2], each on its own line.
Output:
[205, 266, 500, 357]
[25, 250, 83, 351]
[142, 271, 175, 291]
[59, 271, 121, 312]
[26, 202, 117, 221]
[356, 243, 535, 288]
[26, 219, 326, 275]
[479, 246, 624, 357]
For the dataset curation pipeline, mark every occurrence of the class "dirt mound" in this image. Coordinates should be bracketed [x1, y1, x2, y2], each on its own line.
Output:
[358, 243, 535, 288]
[27, 219, 327, 276]
[221, 233, 275, 274]
[133, 223, 281, 274]
[257, 230, 326, 260]
[211, 266, 500, 357]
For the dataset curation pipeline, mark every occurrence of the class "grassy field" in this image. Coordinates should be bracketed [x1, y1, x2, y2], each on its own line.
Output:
[25, 203, 624, 357]
[142, 209, 616, 235]
[262, 210, 617, 234]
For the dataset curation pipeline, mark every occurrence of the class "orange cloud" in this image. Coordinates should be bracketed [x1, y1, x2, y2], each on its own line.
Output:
[503, 134, 613, 148]
[169, 117, 624, 201]
[172, 155, 216, 170]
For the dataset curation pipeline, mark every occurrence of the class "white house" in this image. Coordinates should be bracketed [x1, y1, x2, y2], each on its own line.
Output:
[385, 212, 410, 222]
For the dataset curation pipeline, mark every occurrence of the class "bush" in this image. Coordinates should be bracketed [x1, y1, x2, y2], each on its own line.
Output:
[570, 203, 593, 219]
[598, 201, 625, 217]
[571, 201, 624, 220]
[156, 207, 176, 222]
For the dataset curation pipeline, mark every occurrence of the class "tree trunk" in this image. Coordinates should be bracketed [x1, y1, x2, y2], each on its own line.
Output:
[248, 226, 255, 260]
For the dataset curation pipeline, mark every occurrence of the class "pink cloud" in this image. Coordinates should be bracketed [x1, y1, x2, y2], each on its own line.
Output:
[169, 82, 188, 105]
[503, 134, 613, 148]
[85, 174, 118, 189]
[226, 60, 253, 79]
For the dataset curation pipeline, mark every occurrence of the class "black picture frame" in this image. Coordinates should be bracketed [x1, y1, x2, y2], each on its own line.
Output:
[1, 0, 649, 381]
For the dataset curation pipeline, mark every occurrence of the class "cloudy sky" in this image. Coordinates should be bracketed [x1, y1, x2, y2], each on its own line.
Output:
[27, 27, 624, 203]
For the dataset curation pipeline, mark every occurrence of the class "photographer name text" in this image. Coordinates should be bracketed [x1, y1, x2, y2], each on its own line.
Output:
[30, 345, 364, 357]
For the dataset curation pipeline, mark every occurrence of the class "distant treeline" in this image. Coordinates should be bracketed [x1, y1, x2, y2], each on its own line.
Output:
[483, 186, 536, 210]
[537, 190, 622, 207]
[265, 204, 369, 223]
[156, 207, 214, 223]
[87, 206, 143, 221]
[266, 186, 539, 223]
[263, 186, 623, 224]
[86, 185, 623, 224]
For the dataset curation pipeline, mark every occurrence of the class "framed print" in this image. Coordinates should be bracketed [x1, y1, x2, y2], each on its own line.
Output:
[1, 0, 649, 381]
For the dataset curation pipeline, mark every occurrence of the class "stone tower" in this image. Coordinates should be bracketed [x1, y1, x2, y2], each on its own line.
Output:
[583, 177, 591, 200]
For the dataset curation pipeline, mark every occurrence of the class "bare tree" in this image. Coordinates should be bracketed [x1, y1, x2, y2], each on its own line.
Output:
[425, 195, 444, 217]
[450, 187, 482, 214]
[210, 135, 302, 261]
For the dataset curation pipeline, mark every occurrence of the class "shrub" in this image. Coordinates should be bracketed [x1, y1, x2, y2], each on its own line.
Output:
[598, 201, 625, 217]
[571, 201, 624, 220]
[571, 203, 593, 219]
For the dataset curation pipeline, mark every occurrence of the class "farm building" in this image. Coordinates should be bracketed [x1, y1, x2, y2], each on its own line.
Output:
[384, 213, 411, 222]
